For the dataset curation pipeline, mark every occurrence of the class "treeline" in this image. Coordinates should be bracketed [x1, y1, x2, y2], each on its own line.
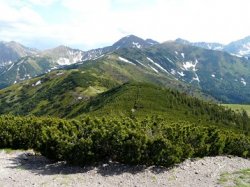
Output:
[0, 115, 250, 167]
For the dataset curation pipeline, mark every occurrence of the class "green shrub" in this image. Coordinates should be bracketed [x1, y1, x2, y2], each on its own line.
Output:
[0, 115, 250, 167]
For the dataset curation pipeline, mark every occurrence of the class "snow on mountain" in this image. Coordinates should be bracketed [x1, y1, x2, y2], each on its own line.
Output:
[224, 36, 250, 57]
[118, 56, 135, 65]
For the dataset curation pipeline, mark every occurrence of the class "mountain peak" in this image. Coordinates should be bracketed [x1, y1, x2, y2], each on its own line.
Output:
[175, 38, 191, 45]
[112, 35, 158, 49]
[0, 40, 38, 66]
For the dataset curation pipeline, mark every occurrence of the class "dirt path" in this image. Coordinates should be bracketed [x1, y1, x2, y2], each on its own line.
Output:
[0, 150, 250, 187]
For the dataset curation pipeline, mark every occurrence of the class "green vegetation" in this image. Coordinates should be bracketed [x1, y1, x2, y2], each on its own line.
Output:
[0, 115, 250, 167]
[1, 79, 249, 135]
[219, 169, 250, 186]
[223, 104, 250, 116]
[0, 74, 249, 167]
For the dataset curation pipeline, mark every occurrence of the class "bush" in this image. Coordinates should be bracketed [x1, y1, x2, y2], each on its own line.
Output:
[0, 115, 250, 167]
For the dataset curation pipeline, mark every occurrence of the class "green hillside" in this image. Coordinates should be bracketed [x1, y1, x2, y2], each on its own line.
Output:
[71, 82, 249, 132]
[1, 72, 249, 134]
[0, 69, 120, 118]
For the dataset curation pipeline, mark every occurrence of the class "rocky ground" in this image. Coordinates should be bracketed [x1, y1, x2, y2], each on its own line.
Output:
[0, 150, 250, 187]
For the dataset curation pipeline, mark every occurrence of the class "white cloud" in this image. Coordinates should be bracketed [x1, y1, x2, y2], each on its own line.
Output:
[27, 0, 58, 6]
[0, 0, 250, 49]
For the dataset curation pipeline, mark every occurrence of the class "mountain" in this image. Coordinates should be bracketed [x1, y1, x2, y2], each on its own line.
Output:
[0, 45, 86, 88]
[224, 36, 250, 57]
[80, 35, 159, 61]
[175, 38, 224, 51]
[0, 41, 38, 66]
[1, 38, 250, 104]
[112, 35, 159, 49]
[0, 56, 59, 88]
[112, 42, 250, 103]
[176, 36, 250, 57]
[40, 45, 84, 65]
[1, 35, 250, 104]
[0, 51, 214, 118]
[0, 35, 159, 88]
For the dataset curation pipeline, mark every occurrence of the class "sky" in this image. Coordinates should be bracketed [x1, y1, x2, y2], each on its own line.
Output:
[0, 0, 250, 50]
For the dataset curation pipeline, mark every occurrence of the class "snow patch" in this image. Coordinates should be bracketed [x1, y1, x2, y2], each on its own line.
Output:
[93, 54, 104, 60]
[33, 80, 41, 86]
[167, 58, 174, 64]
[149, 65, 158, 73]
[211, 74, 215, 78]
[178, 71, 185, 77]
[136, 60, 147, 67]
[78, 97, 83, 100]
[7, 63, 14, 71]
[175, 51, 178, 55]
[171, 69, 176, 75]
[57, 58, 70, 65]
[118, 57, 135, 65]
[51, 66, 58, 70]
[147, 57, 169, 74]
[132, 42, 141, 48]
[56, 72, 64, 76]
[230, 53, 243, 58]
[154, 63, 169, 73]
[147, 57, 154, 63]
[214, 46, 223, 50]
[238, 43, 250, 56]
[181, 53, 185, 58]
[17, 59, 25, 65]
[183, 60, 198, 71]
[193, 74, 200, 82]
[241, 78, 247, 86]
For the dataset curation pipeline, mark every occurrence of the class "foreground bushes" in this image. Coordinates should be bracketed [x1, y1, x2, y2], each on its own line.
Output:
[0, 115, 250, 167]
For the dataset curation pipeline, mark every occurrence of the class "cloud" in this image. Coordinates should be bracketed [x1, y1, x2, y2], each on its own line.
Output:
[0, 0, 250, 50]
[27, 0, 58, 6]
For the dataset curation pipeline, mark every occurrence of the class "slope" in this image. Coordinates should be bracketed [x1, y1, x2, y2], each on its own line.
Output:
[108, 42, 250, 103]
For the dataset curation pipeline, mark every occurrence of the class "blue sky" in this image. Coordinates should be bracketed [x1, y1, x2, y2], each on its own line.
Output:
[0, 0, 250, 50]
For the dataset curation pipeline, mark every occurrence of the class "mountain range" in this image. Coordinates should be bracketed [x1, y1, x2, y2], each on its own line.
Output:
[0, 34, 250, 115]
[0, 35, 159, 88]
[176, 35, 250, 58]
